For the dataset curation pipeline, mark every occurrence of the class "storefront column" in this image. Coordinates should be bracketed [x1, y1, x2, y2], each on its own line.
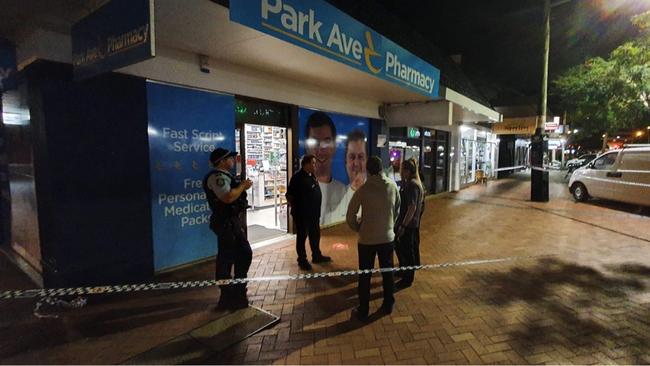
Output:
[449, 125, 461, 192]
[471, 129, 478, 182]
[0, 92, 9, 248]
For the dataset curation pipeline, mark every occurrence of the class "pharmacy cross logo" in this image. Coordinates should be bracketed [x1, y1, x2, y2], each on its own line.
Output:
[230, 0, 440, 98]
[363, 31, 382, 74]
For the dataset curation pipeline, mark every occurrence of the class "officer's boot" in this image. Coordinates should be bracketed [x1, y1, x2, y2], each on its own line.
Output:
[216, 286, 232, 310]
[229, 286, 249, 310]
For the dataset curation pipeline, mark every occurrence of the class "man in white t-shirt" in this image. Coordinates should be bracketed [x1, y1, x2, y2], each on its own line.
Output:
[304, 111, 346, 225]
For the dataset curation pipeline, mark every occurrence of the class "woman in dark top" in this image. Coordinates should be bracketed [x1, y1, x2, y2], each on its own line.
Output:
[411, 158, 425, 266]
[395, 158, 425, 288]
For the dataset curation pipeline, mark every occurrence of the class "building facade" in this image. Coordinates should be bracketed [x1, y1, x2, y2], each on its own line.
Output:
[1, 0, 500, 286]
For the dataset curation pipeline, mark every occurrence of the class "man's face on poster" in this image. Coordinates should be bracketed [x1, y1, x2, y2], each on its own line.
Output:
[306, 125, 335, 182]
[346, 139, 367, 190]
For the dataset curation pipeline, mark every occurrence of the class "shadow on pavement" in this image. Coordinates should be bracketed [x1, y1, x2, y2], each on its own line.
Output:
[0, 293, 217, 360]
[210, 275, 388, 363]
[584, 199, 650, 217]
[463, 257, 650, 364]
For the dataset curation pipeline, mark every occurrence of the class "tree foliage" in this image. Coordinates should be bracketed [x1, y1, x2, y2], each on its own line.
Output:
[553, 11, 649, 141]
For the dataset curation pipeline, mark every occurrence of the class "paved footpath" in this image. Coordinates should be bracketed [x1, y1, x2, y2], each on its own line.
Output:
[2, 171, 650, 364]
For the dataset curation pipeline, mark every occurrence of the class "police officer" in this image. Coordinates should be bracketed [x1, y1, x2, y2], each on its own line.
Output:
[204, 147, 253, 310]
[286, 154, 332, 270]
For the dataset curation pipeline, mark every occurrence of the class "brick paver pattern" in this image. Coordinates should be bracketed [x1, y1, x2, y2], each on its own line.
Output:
[2, 171, 650, 364]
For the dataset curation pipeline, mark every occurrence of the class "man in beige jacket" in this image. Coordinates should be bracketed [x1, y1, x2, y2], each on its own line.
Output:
[346, 156, 400, 320]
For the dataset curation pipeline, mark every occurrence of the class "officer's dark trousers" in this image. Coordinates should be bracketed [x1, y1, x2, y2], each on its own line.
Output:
[396, 228, 418, 284]
[213, 221, 252, 298]
[294, 215, 321, 261]
[357, 242, 395, 314]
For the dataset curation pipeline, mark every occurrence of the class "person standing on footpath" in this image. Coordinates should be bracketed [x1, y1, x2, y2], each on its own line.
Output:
[346, 156, 400, 320]
[411, 158, 426, 268]
[286, 155, 332, 271]
[394, 158, 425, 289]
[204, 148, 253, 310]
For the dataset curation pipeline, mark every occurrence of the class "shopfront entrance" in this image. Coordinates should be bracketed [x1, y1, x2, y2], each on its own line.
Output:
[388, 127, 421, 184]
[460, 127, 499, 186]
[234, 99, 290, 244]
[432, 130, 450, 193]
[388, 127, 449, 194]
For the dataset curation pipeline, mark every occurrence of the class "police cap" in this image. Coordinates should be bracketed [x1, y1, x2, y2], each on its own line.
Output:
[210, 147, 238, 165]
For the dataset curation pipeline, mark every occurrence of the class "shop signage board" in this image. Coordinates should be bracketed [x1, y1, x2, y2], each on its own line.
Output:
[230, 0, 440, 98]
[71, 0, 155, 81]
[548, 138, 563, 149]
[147, 82, 235, 271]
[492, 117, 537, 135]
[0, 38, 17, 92]
[408, 127, 421, 138]
[544, 122, 559, 131]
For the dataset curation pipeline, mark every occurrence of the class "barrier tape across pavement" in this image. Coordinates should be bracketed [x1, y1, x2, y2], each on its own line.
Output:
[1, 254, 552, 300]
[493, 165, 527, 172]
[493, 165, 554, 173]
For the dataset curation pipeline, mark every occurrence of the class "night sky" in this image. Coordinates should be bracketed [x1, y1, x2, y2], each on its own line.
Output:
[374, 0, 650, 106]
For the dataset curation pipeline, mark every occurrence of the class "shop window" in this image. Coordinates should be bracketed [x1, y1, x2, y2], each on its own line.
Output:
[2, 90, 42, 272]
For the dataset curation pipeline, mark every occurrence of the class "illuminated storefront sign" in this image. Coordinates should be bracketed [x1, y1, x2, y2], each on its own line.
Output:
[492, 117, 537, 135]
[72, 0, 155, 80]
[230, 0, 440, 98]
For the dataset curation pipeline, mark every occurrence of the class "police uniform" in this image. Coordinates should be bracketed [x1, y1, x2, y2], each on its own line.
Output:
[204, 150, 252, 309]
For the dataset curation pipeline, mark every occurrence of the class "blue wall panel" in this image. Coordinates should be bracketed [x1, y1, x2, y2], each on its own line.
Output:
[25, 61, 152, 287]
[147, 82, 235, 271]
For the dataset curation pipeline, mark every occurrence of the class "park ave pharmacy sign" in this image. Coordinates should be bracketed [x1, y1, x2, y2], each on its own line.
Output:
[230, 0, 440, 98]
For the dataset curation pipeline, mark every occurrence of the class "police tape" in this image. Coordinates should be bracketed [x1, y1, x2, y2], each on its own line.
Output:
[1, 255, 552, 300]
[492, 165, 553, 173]
[531, 165, 554, 172]
[493, 165, 527, 172]
[33, 296, 87, 319]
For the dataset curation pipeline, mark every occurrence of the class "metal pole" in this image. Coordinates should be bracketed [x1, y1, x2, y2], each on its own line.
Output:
[539, 0, 551, 129]
[531, 0, 551, 202]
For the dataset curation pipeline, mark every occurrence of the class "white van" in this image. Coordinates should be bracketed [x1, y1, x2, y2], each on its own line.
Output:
[569, 146, 650, 207]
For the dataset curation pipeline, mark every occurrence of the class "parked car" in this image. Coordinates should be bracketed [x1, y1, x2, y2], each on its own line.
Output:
[566, 153, 597, 168]
[568, 147, 650, 206]
[564, 153, 598, 180]
[549, 160, 562, 170]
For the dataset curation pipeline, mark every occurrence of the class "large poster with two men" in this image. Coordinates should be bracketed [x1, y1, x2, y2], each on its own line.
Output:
[298, 108, 370, 226]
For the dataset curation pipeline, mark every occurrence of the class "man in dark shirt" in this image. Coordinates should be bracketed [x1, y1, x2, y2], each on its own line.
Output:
[286, 155, 332, 270]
